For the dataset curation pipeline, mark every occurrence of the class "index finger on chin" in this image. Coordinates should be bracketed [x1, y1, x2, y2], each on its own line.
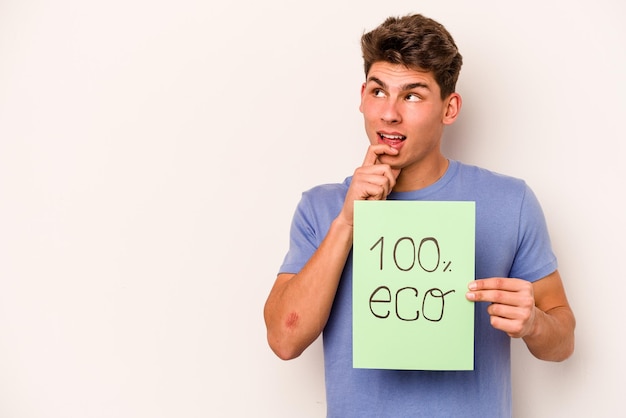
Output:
[362, 144, 397, 166]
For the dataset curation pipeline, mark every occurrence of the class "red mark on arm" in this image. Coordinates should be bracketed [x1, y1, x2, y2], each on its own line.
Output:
[285, 312, 299, 329]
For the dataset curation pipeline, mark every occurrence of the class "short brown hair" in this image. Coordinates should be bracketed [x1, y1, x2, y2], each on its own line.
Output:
[361, 14, 463, 98]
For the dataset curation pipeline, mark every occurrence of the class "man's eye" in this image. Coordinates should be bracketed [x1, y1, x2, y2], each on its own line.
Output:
[373, 89, 386, 97]
[406, 93, 421, 102]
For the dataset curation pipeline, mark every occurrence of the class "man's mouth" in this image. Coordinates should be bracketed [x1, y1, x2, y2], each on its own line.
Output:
[378, 132, 406, 148]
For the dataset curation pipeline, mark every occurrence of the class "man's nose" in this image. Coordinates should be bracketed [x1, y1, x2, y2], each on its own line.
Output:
[380, 100, 401, 124]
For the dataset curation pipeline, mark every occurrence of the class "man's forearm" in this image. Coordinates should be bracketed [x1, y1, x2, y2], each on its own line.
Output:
[264, 218, 354, 360]
[523, 305, 576, 362]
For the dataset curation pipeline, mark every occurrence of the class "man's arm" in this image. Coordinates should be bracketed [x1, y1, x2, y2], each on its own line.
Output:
[263, 144, 399, 360]
[263, 218, 353, 360]
[466, 270, 575, 361]
[522, 270, 576, 361]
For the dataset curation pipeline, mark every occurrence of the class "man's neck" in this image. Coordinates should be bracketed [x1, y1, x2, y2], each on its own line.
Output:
[393, 155, 449, 192]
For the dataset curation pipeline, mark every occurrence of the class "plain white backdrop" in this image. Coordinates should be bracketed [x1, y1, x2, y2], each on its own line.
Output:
[0, 1, 624, 416]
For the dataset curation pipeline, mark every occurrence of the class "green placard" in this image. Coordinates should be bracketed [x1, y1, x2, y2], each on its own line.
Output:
[353, 200, 475, 370]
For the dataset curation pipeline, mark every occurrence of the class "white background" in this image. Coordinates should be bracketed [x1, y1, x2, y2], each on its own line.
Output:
[1, 1, 624, 417]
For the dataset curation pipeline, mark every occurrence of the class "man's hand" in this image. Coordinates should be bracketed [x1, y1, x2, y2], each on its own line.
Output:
[466, 277, 537, 338]
[336, 144, 401, 227]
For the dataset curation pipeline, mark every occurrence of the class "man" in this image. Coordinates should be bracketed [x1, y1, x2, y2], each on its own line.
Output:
[264, 13, 575, 417]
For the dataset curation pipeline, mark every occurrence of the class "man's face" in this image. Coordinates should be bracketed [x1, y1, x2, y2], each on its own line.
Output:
[359, 61, 458, 172]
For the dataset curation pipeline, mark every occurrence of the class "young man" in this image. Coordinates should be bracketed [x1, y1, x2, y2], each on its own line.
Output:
[264, 13, 575, 417]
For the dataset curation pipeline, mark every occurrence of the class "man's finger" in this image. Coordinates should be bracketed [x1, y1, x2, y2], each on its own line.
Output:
[362, 144, 399, 166]
[468, 277, 526, 292]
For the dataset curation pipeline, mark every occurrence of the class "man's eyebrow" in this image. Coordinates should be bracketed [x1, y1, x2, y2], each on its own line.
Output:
[366, 76, 430, 91]
[403, 82, 430, 91]
[367, 76, 387, 89]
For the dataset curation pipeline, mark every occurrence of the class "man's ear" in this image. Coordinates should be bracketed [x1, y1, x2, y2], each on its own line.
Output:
[359, 83, 366, 113]
[443, 93, 462, 125]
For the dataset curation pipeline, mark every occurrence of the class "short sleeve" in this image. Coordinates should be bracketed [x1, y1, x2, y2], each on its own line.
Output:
[509, 184, 558, 282]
